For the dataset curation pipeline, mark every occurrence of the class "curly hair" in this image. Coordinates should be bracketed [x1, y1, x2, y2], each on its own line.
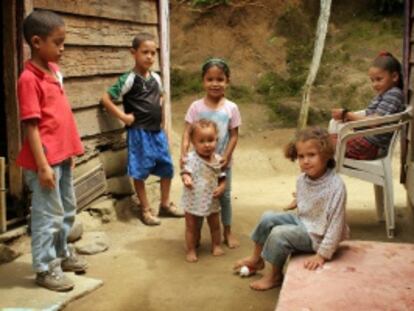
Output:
[284, 127, 336, 169]
[189, 119, 218, 140]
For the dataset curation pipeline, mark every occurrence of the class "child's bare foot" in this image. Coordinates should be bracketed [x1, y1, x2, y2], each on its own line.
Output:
[186, 250, 198, 263]
[249, 274, 283, 291]
[224, 232, 240, 249]
[212, 245, 224, 256]
[233, 256, 265, 272]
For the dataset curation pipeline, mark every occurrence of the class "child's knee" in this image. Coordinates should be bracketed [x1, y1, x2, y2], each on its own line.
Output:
[268, 225, 295, 247]
[259, 211, 277, 225]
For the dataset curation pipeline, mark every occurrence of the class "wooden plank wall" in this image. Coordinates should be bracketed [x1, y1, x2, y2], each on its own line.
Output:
[3, 0, 23, 200]
[404, 0, 414, 207]
[32, 0, 160, 162]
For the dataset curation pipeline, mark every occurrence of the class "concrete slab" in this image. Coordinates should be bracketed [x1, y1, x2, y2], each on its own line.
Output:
[276, 241, 414, 311]
[0, 254, 103, 310]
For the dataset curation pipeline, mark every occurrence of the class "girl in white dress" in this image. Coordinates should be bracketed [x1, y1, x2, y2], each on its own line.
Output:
[181, 119, 226, 262]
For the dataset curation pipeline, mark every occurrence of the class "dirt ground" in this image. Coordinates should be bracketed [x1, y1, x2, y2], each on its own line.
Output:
[61, 98, 414, 311]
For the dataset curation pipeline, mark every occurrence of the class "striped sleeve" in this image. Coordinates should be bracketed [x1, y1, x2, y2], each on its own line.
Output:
[107, 72, 134, 100]
[376, 87, 404, 116]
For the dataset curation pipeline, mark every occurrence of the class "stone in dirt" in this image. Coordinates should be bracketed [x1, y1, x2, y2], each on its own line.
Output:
[107, 176, 135, 196]
[68, 219, 84, 243]
[0, 243, 21, 264]
[74, 232, 109, 255]
[75, 211, 102, 231]
[87, 198, 117, 223]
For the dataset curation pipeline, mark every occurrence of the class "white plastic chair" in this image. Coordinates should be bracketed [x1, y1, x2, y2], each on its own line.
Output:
[334, 107, 412, 238]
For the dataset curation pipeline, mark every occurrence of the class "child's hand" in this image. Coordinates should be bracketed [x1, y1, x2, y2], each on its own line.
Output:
[284, 199, 297, 211]
[331, 108, 344, 121]
[283, 192, 297, 211]
[182, 174, 193, 189]
[219, 155, 229, 169]
[213, 182, 226, 198]
[38, 165, 56, 190]
[304, 254, 325, 270]
[122, 113, 135, 126]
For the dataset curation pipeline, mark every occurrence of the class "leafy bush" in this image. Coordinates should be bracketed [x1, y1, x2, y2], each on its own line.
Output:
[227, 85, 254, 103]
[171, 68, 203, 99]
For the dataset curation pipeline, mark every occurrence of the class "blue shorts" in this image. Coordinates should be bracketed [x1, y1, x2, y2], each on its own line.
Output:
[127, 128, 174, 180]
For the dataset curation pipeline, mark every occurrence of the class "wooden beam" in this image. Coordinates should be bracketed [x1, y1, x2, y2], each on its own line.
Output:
[159, 0, 172, 146]
[3, 0, 23, 200]
[33, 0, 158, 24]
[0, 157, 6, 233]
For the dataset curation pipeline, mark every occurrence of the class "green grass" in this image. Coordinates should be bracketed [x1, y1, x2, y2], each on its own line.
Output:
[171, 68, 203, 99]
[171, 67, 254, 104]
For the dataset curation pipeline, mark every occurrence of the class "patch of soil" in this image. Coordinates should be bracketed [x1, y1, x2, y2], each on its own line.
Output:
[170, 0, 296, 85]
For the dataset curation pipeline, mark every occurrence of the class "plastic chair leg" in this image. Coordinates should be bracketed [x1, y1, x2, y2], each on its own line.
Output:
[374, 184, 384, 221]
[383, 162, 395, 239]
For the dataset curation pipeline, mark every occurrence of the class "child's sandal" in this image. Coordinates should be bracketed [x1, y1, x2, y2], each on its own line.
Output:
[141, 210, 161, 226]
[158, 202, 184, 217]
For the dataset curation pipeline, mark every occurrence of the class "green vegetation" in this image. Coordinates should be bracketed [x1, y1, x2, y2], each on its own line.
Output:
[173, 1, 403, 127]
[171, 67, 254, 104]
[171, 69, 203, 99]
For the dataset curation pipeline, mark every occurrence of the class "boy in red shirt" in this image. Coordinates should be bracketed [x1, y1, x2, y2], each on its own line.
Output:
[17, 10, 87, 291]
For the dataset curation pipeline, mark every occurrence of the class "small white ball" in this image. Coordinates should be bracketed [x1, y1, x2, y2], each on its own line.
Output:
[240, 265, 250, 277]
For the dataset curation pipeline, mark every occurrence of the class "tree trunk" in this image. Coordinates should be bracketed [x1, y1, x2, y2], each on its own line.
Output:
[297, 0, 332, 129]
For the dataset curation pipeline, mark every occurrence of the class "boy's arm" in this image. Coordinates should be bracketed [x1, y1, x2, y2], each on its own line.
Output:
[25, 119, 55, 189]
[220, 127, 239, 169]
[180, 122, 192, 168]
[101, 92, 134, 126]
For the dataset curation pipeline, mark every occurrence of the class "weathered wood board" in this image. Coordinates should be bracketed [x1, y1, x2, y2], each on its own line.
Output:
[60, 46, 160, 78]
[74, 105, 125, 138]
[63, 14, 159, 47]
[33, 0, 158, 24]
[65, 76, 118, 109]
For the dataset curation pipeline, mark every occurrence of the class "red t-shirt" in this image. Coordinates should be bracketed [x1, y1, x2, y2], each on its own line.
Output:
[16, 61, 84, 171]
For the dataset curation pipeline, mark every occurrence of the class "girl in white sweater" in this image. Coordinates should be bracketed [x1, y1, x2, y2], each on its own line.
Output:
[234, 127, 349, 291]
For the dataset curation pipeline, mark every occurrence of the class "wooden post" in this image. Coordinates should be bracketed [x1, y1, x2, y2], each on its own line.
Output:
[0, 157, 6, 233]
[2, 0, 23, 201]
[158, 0, 172, 146]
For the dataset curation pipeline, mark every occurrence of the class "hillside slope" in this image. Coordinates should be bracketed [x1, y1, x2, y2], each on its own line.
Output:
[170, 0, 403, 125]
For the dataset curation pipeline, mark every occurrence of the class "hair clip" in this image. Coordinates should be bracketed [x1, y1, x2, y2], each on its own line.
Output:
[378, 51, 391, 57]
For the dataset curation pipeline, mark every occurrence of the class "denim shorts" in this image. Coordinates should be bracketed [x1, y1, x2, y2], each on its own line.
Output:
[127, 128, 174, 180]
